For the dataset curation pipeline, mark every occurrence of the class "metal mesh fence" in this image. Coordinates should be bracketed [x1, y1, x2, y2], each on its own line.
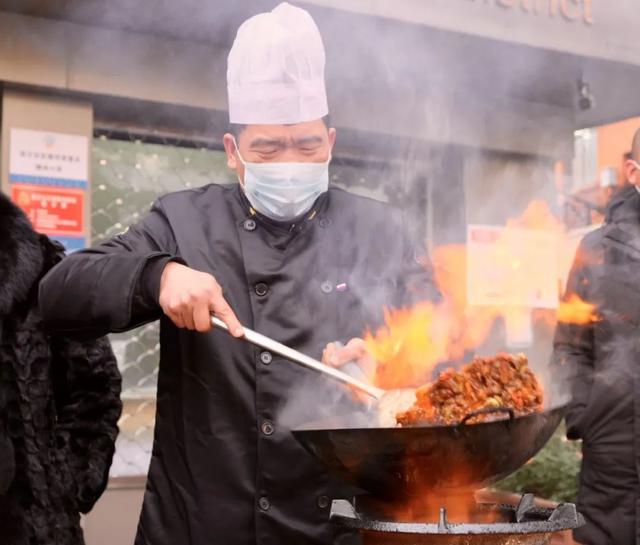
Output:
[92, 131, 233, 476]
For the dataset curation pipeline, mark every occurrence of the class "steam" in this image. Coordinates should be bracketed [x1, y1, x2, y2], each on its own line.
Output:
[272, 3, 580, 428]
[43, 1, 582, 424]
[278, 372, 375, 430]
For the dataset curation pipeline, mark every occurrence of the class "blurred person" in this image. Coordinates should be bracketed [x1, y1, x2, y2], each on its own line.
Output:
[553, 127, 640, 545]
[603, 150, 634, 208]
[38, 3, 439, 545]
[0, 192, 122, 545]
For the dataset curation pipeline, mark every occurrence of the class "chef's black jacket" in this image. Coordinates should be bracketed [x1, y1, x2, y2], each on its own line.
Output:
[39, 184, 440, 545]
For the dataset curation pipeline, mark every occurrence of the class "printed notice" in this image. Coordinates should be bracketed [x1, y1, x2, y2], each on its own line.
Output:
[11, 184, 84, 236]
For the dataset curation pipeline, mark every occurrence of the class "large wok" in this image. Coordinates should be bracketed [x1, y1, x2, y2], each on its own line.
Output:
[293, 405, 566, 499]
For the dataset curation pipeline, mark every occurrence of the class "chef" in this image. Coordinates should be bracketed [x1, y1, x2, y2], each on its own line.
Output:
[39, 3, 439, 544]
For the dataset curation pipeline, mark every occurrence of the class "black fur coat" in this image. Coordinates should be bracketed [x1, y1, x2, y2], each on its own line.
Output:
[0, 193, 122, 545]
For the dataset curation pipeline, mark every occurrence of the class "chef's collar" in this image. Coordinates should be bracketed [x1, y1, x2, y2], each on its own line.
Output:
[235, 184, 328, 233]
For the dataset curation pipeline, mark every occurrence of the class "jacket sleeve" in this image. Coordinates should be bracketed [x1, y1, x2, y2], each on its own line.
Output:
[39, 199, 182, 336]
[551, 237, 596, 441]
[51, 334, 122, 513]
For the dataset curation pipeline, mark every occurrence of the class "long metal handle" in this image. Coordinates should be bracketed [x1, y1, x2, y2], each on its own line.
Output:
[211, 316, 384, 400]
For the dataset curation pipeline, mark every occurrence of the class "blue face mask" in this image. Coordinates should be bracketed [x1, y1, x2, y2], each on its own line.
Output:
[233, 138, 330, 221]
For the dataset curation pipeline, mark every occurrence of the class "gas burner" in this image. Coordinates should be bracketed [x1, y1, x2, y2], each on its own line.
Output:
[331, 494, 584, 545]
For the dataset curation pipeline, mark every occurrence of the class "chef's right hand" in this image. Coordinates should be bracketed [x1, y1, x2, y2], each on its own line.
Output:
[159, 262, 243, 336]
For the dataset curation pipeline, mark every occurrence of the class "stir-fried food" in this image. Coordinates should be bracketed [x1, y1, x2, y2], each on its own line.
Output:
[396, 353, 543, 426]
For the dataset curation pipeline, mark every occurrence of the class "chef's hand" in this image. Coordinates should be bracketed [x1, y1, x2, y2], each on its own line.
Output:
[159, 262, 243, 336]
[322, 338, 376, 382]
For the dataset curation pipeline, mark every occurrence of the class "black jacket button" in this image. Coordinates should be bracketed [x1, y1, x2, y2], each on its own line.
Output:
[261, 420, 275, 436]
[243, 219, 256, 231]
[254, 282, 269, 297]
[320, 281, 333, 294]
[317, 495, 329, 509]
[260, 351, 273, 365]
[258, 496, 270, 511]
[319, 217, 332, 228]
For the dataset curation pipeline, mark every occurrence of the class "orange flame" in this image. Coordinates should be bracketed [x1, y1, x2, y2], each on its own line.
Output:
[557, 294, 599, 325]
[506, 198, 564, 231]
[366, 303, 445, 389]
[366, 200, 569, 521]
[365, 200, 568, 390]
[389, 463, 500, 523]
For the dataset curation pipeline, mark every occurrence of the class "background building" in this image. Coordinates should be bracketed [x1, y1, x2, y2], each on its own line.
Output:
[1, 1, 639, 542]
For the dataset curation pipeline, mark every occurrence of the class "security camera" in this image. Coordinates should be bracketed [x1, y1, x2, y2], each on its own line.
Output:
[577, 79, 595, 111]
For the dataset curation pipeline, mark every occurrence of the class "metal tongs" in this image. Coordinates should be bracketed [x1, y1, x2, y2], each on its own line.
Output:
[211, 316, 416, 426]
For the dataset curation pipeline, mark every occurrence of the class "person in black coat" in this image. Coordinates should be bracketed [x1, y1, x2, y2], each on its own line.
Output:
[552, 128, 640, 545]
[0, 191, 122, 545]
[37, 4, 440, 544]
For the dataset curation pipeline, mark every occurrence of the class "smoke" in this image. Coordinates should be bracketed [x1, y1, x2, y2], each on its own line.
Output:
[270, 2, 582, 427]
[278, 371, 377, 430]
[22, 2, 588, 421]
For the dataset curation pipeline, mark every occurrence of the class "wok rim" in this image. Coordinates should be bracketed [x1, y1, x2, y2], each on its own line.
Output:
[292, 403, 568, 434]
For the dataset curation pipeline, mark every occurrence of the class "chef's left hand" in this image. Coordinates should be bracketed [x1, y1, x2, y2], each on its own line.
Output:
[322, 338, 376, 382]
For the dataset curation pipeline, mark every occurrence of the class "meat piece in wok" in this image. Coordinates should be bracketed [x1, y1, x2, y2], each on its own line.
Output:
[396, 353, 543, 426]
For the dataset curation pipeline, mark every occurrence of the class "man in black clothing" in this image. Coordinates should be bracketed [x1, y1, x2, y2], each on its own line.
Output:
[39, 3, 439, 544]
[553, 128, 640, 545]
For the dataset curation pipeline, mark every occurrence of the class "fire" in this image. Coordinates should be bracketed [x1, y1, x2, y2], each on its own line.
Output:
[506, 198, 564, 231]
[366, 246, 503, 389]
[363, 200, 575, 523]
[366, 303, 446, 389]
[390, 463, 499, 524]
[392, 489, 482, 523]
[365, 200, 568, 390]
[557, 294, 599, 325]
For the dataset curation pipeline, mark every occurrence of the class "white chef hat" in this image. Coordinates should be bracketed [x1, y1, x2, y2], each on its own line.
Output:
[227, 2, 328, 125]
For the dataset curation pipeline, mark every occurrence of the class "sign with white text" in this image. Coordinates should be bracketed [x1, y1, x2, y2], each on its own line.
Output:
[9, 128, 89, 251]
[9, 128, 88, 188]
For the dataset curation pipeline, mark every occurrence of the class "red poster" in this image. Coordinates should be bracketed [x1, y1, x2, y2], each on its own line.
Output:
[11, 183, 84, 236]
